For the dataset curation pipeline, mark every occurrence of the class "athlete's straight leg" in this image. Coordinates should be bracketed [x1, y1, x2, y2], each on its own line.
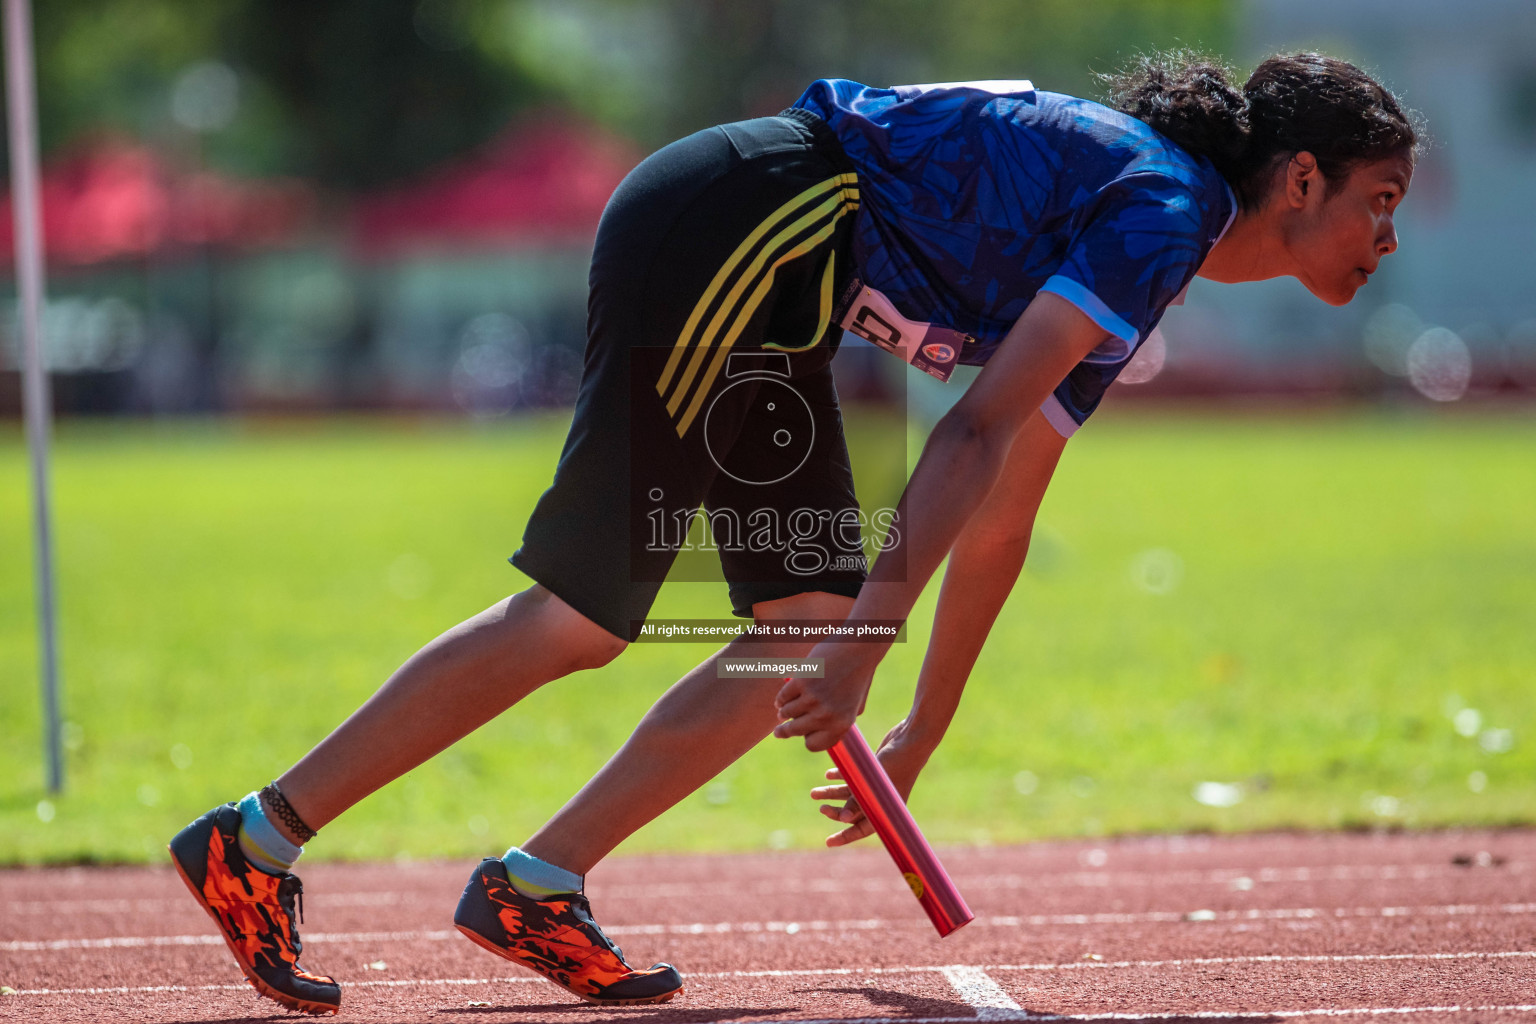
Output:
[269, 584, 627, 838]
[521, 589, 855, 875]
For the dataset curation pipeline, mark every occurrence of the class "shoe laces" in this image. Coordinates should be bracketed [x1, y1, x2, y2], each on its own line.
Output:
[275, 875, 306, 951]
[566, 893, 624, 963]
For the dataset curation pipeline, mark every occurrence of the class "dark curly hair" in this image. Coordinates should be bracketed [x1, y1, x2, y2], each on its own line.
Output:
[1099, 50, 1424, 209]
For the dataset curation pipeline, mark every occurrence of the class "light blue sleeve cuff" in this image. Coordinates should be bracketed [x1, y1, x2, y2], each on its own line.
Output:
[1038, 275, 1140, 348]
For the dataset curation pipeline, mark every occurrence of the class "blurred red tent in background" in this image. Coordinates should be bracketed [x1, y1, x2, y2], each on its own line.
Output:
[0, 116, 640, 267]
[350, 116, 641, 257]
[0, 137, 315, 266]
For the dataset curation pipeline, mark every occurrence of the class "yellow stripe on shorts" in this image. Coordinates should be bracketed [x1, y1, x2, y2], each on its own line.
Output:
[672, 195, 859, 438]
[655, 173, 857, 405]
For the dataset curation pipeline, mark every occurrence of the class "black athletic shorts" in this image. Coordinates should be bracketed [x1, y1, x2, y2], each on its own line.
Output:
[510, 108, 868, 641]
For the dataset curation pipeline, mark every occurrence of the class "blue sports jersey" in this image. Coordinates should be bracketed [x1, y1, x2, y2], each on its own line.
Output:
[792, 78, 1237, 433]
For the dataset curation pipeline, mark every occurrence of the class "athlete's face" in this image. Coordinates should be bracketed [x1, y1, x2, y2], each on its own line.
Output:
[1285, 150, 1413, 306]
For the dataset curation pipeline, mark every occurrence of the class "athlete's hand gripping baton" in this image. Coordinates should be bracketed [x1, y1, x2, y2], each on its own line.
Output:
[827, 724, 974, 937]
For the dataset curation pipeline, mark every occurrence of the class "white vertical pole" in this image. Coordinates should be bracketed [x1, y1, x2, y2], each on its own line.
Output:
[5, 0, 62, 793]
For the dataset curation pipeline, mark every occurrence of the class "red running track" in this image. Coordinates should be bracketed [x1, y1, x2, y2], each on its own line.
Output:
[3, 831, 1535, 1023]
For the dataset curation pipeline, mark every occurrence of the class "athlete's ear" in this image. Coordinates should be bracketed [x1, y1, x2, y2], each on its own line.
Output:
[1286, 151, 1320, 209]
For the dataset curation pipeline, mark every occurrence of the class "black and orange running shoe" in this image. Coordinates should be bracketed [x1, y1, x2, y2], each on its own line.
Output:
[454, 857, 683, 1005]
[168, 803, 341, 1015]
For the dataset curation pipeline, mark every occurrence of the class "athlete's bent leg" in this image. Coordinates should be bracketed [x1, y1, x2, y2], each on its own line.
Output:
[520, 589, 855, 875]
[169, 584, 624, 1014]
[271, 584, 627, 839]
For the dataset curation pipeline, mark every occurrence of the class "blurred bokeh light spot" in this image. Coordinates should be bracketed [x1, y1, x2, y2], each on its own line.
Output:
[171, 60, 240, 134]
[1453, 707, 1483, 737]
[1013, 769, 1039, 795]
[1118, 326, 1166, 384]
[169, 743, 194, 770]
[1406, 327, 1472, 402]
[1193, 781, 1243, 808]
[1368, 794, 1401, 818]
[1479, 728, 1514, 754]
[451, 312, 529, 417]
[1129, 547, 1184, 595]
[1468, 770, 1488, 793]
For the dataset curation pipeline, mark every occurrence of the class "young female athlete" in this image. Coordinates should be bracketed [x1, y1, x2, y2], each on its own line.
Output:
[169, 51, 1419, 1014]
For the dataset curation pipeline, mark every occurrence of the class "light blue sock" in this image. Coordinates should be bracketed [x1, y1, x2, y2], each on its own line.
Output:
[502, 845, 582, 898]
[236, 791, 304, 875]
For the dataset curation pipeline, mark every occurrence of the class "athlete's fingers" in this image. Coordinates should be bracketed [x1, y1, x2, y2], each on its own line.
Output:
[774, 677, 803, 711]
[826, 815, 876, 847]
[773, 709, 823, 739]
[824, 767, 844, 781]
[802, 723, 850, 752]
[774, 688, 837, 736]
[774, 693, 817, 721]
[811, 783, 852, 802]
[819, 794, 862, 822]
[819, 803, 858, 823]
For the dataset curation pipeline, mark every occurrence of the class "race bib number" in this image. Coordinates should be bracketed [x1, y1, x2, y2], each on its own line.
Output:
[837, 282, 972, 382]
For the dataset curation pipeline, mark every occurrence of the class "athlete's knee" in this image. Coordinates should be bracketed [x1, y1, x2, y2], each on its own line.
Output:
[570, 633, 627, 672]
[518, 584, 628, 671]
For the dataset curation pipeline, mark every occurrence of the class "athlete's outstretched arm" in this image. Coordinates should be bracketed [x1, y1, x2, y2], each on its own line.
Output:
[776, 291, 1106, 750]
[811, 409, 1070, 844]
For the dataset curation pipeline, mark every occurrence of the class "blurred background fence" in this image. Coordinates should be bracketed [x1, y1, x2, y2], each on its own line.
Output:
[2, 0, 1532, 421]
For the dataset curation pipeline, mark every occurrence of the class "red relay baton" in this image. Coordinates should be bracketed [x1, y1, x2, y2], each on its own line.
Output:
[827, 724, 974, 937]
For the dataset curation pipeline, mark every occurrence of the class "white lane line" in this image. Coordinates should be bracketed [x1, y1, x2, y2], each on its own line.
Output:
[8, 902, 1536, 952]
[992, 950, 1536, 972]
[0, 929, 460, 952]
[2, 891, 419, 915]
[730, 1009, 1536, 1023]
[6, 951, 1534, 999]
[7, 861, 1525, 913]
[5, 976, 547, 997]
[941, 966, 1022, 1020]
[982, 902, 1536, 928]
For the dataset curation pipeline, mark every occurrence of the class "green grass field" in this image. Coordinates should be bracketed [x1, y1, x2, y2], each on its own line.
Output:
[2, 406, 1533, 865]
